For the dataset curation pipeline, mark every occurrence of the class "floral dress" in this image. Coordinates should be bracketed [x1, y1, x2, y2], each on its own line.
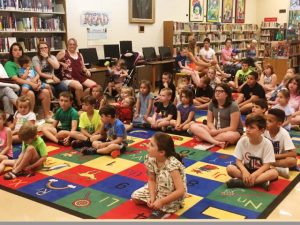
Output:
[131, 155, 187, 213]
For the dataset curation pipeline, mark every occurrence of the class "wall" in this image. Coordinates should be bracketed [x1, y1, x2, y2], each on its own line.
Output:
[256, 0, 290, 25]
[66, 0, 290, 58]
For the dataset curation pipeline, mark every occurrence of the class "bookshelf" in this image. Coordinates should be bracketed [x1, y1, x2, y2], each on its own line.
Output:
[260, 21, 300, 81]
[163, 21, 259, 62]
[0, 0, 67, 56]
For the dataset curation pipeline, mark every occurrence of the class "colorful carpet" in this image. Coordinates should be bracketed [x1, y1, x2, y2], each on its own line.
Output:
[0, 111, 300, 220]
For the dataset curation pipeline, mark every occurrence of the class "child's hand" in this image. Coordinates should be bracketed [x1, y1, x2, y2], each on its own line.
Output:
[247, 174, 257, 187]
[143, 115, 149, 121]
[175, 124, 182, 131]
[241, 171, 251, 185]
[134, 113, 139, 118]
[163, 82, 169, 88]
[152, 199, 163, 210]
[209, 129, 219, 136]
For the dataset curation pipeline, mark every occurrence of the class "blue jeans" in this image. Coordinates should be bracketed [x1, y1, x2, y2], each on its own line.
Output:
[51, 82, 68, 98]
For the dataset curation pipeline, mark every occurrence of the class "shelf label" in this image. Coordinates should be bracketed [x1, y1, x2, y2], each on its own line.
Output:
[264, 17, 277, 22]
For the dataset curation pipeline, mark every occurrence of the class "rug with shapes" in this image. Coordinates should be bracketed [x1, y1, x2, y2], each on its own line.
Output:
[0, 111, 300, 220]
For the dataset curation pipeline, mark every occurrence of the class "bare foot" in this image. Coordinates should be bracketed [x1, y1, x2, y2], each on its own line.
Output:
[217, 141, 228, 149]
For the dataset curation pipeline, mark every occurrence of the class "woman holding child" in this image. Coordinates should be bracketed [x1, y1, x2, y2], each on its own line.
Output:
[189, 83, 243, 148]
[33, 41, 68, 98]
[56, 38, 97, 106]
[4, 43, 52, 122]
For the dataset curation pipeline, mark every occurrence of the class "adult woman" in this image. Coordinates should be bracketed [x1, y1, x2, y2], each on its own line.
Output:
[56, 38, 97, 106]
[189, 83, 243, 148]
[186, 34, 212, 86]
[32, 41, 68, 98]
[4, 43, 52, 121]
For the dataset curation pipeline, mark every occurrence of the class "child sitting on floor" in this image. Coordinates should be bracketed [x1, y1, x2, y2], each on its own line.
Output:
[11, 96, 36, 144]
[0, 111, 13, 172]
[115, 96, 135, 131]
[226, 114, 278, 191]
[2, 122, 48, 180]
[146, 88, 177, 131]
[193, 76, 214, 109]
[131, 132, 186, 219]
[70, 95, 102, 148]
[41, 91, 79, 146]
[90, 84, 107, 110]
[264, 108, 297, 179]
[81, 105, 127, 158]
[251, 98, 268, 116]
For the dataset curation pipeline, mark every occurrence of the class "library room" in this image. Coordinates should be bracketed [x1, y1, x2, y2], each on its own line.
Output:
[0, 0, 299, 223]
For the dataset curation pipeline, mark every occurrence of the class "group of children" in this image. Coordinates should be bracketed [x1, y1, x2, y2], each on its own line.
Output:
[0, 56, 299, 218]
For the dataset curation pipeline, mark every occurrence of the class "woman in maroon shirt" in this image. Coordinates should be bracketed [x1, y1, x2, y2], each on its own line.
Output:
[56, 38, 97, 106]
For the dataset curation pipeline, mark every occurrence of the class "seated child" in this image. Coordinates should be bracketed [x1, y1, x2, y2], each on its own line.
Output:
[70, 95, 102, 148]
[259, 64, 277, 95]
[206, 67, 221, 89]
[115, 96, 135, 131]
[193, 76, 213, 109]
[236, 71, 266, 114]
[268, 68, 296, 102]
[106, 59, 128, 96]
[251, 98, 268, 116]
[158, 72, 176, 103]
[18, 55, 53, 98]
[175, 47, 199, 78]
[228, 59, 252, 91]
[41, 91, 78, 146]
[133, 80, 154, 127]
[272, 89, 294, 130]
[146, 88, 177, 131]
[81, 105, 127, 158]
[173, 81, 187, 107]
[3, 122, 48, 179]
[0, 111, 13, 172]
[264, 108, 297, 179]
[226, 114, 278, 191]
[170, 88, 195, 131]
[90, 84, 107, 110]
[11, 96, 36, 144]
[131, 132, 186, 219]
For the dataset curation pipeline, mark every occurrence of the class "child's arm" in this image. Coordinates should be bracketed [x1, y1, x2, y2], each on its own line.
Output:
[147, 172, 157, 206]
[145, 97, 153, 119]
[239, 95, 259, 107]
[176, 110, 181, 128]
[180, 111, 195, 127]
[19, 67, 30, 80]
[282, 115, 291, 128]
[275, 149, 297, 160]
[206, 110, 216, 130]
[235, 159, 250, 183]
[152, 169, 185, 210]
[236, 93, 245, 104]
[134, 96, 141, 117]
[80, 128, 92, 138]
[0, 128, 12, 156]
[194, 96, 210, 103]
[151, 112, 157, 126]
[99, 98, 107, 110]
[25, 156, 47, 171]
[248, 163, 270, 186]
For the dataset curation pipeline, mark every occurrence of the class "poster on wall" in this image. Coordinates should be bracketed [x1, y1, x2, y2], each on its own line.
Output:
[80, 11, 110, 43]
[290, 0, 300, 10]
[189, 0, 204, 22]
[207, 0, 221, 22]
[222, 0, 233, 23]
[235, 0, 245, 23]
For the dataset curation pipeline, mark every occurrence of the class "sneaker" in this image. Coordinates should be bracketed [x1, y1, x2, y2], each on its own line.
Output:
[276, 167, 290, 179]
[142, 123, 151, 129]
[166, 126, 173, 132]
[202, 119, 207, 125]
[57, 139, 65, 146]
[111, 149, 120, 158]
[148, 210, 169, 219]
[187, 129, 193, 136]
[81, 147, 97, 155]
[226, 178, 246, 188]
[71, 140, 91, 149]
[261, 180, 270, 191]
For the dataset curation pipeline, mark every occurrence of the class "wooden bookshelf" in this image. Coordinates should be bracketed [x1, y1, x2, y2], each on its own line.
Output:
[163, 21, 259, 62]
[0, 0, 67, 55]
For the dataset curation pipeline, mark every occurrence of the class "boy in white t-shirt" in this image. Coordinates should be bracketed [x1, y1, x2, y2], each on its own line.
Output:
[226, 114, 278, 191]
[264, 108, 297, 179]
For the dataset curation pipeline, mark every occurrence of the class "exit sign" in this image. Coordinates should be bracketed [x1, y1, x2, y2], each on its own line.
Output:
[264, 17, 278, 22]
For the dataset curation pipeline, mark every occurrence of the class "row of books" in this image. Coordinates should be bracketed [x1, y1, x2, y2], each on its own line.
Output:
[0, 15, 64, 31]
[289, 57, 299, 67]
[173, 22, 258, 33]
[0, 0, 53, 12]
[0, 36, 64, 52]
[261, 22, 282, 29]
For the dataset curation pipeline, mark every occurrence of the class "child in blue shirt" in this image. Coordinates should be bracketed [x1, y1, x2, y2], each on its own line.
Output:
[81, 105, 127, 158]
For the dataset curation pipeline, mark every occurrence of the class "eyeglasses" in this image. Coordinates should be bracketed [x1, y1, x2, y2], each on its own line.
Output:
[39, 46, 48, 49]
[215, 89, 225, 94]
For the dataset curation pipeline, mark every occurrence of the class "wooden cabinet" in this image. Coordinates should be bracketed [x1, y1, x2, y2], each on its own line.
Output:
[263, 58, 289, 84]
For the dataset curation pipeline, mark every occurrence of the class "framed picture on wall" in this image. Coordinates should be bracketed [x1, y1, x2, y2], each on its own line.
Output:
[189, 0, 204, 22]
[129, 0, 155, 24]
[222, 0, 233, 23]
[235, 0, 245, 23]
[207, 0, 221, 22]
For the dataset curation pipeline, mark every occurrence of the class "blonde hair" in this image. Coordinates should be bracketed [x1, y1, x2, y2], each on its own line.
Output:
[121, 86, 134, 97]
[160, 88, 173, 97]
[124, 96, 135, 107]
[16, 95, 31, 109]
[18, 122, 37, 141]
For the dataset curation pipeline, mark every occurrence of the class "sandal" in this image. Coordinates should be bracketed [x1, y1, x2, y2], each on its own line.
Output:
[4, 171, 17, 180]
